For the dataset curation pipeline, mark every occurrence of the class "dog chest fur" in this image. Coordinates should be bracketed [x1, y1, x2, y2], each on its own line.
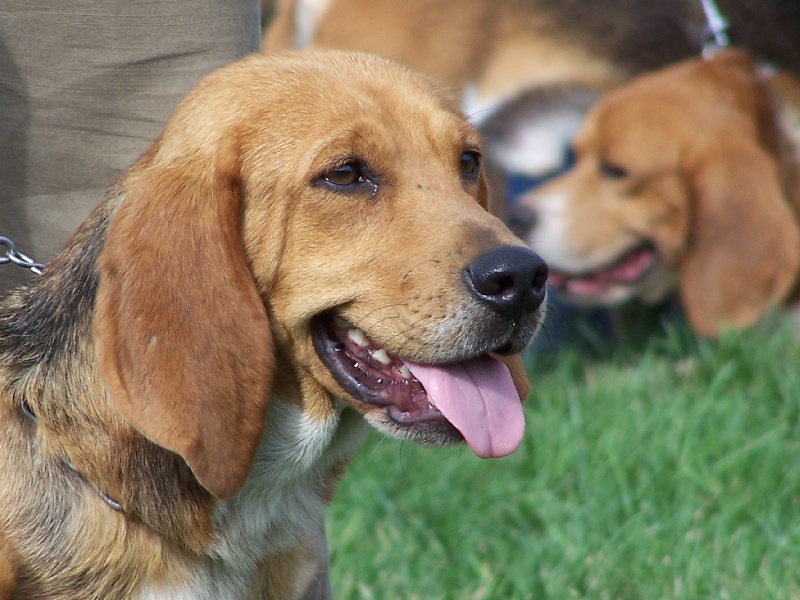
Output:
[137, 402, 367, 599]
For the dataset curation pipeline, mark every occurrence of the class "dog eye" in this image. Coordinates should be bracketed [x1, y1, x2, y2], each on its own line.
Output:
[318, 160, 378, 196]
[460, 151, 481, 180]
[599, 160, 628, 179]
[324, 162, 363, 186]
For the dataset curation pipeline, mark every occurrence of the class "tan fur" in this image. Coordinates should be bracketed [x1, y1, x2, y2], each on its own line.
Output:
[0, 51, 543, 598]
[262, 0, 623, 102]
[517, 50, 800, 337]
[262, 0, 800, 108]
[0, 537, 17, 596]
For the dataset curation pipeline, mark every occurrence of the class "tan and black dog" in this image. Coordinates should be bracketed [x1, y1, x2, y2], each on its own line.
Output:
[0, 51, 547, 598]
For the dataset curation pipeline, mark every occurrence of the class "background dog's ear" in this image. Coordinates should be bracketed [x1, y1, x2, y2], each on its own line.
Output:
[94, 150, 274, 499]
[681, 141, 800, 337]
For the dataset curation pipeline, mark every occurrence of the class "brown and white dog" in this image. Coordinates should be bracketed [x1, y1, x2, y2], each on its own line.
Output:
[513, 50, 800, 337]
[0, 51, 547, 598]
[262, 0, 800, 209]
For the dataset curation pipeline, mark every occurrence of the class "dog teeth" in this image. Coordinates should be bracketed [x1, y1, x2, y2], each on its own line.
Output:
[343, 324, 398, 368]
[372, 348, 391, 364]
[398, 364, 411, 378]
[347, 327, 366, 346]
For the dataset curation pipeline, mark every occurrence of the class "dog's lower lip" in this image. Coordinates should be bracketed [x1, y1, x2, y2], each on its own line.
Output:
[310, 314, 451, 425]
[311, 314, 527, 458]
[548, 242, 657, 294]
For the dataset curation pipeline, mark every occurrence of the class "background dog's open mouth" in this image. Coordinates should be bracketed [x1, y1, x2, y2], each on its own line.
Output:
[546, 243, 656, 297]
[312, 315, 524, 458]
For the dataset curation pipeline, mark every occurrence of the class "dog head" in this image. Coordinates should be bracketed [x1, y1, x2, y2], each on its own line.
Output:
[92, 51, 547, 499]
[513, 49, 800, 337]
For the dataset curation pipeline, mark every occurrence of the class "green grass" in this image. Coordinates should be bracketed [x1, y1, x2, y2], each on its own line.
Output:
[326, 320, 800, 599]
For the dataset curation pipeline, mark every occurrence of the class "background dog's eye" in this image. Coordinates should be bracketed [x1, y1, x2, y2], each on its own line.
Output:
[460, 151, 481, 179]
[599, 160, 628, 179]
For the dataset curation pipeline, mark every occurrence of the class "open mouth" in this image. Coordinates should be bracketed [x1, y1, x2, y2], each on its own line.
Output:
[546, 243, 657, 298]
[311, 314, 525, 458]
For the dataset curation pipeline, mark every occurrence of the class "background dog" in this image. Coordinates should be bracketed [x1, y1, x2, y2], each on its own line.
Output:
[514, 50, 800, 337]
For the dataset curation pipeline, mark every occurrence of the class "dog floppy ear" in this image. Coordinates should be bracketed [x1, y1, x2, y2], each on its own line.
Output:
[680, 140, 800, 337]
[94, 147, 274, 500]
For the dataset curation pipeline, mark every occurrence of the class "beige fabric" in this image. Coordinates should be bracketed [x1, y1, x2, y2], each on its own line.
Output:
[0, 0, 260, 291]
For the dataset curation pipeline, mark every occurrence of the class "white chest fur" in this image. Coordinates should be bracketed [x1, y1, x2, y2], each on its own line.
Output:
[138, 400, 367, 600]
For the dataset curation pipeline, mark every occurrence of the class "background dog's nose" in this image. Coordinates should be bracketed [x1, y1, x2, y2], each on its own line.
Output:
[464, 246, 548, 317]
[506, 204, 538, 239]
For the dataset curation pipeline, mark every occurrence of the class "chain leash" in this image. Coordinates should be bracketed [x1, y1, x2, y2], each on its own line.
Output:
[698, 0, 730, 57]
[0, 236, 45, 276]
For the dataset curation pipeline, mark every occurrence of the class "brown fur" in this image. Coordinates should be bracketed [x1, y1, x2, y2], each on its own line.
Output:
[263, 0, 627, 109]
[516, 50, 800, 337]
[263, 0, 800, 97]
[0, 51, 543, 598]
[0, 537, 17, 596]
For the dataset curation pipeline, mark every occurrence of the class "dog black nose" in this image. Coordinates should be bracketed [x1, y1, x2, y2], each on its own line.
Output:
[464, 246, 548, 317]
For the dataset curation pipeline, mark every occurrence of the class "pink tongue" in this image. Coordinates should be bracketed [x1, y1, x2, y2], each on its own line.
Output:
[556, 246, 654, 296]
[406, 356, 525, 458]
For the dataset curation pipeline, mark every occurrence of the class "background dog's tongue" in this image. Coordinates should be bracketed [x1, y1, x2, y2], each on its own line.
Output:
[406, 357, 525, 458]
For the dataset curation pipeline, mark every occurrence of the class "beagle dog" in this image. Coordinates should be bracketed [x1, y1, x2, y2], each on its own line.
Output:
[0, 51, 547, 598]
[512, 50, 800, 337]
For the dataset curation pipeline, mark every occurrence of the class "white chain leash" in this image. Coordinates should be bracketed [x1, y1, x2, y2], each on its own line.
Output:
[0, 236, 45, 276]
[698, 0, 730, 57]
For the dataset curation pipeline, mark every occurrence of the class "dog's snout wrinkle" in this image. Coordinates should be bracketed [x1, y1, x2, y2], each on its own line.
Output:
[464, 246, 548, 318]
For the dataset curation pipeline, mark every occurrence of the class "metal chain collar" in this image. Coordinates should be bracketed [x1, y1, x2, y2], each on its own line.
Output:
[0, 236, 45, 276]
